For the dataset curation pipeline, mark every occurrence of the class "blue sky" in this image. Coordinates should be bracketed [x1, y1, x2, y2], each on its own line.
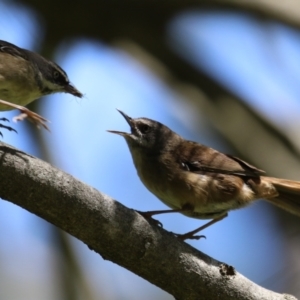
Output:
[170, 11, 300, 144]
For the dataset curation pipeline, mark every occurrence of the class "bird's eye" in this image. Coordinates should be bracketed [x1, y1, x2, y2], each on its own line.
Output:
[53, 70, 60, 79]
[139, 124, 150, 134]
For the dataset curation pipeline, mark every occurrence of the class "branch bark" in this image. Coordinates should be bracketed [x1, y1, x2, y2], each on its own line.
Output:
[0, 142, 296, 300]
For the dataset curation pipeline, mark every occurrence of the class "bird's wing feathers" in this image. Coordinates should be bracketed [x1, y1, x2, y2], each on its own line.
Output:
[224, 154, 265, 175]
[0, 40, 28, 60]
[178, 142, 265, 177]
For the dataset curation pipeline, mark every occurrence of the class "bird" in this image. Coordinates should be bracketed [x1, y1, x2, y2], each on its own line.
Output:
[0, 40, 82, 133]
[108, 110, 300, 240]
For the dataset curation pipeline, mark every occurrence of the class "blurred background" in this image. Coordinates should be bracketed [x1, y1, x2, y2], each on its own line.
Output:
[0, 0, 299, 299]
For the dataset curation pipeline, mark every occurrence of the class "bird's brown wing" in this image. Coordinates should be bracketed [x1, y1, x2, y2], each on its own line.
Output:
[177, 142, 265, 177]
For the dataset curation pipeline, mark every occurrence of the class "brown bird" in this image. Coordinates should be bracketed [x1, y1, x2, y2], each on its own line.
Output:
[108, 110, 300, 240]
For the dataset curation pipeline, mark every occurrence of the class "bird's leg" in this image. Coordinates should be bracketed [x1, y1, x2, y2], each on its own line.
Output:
[137, 205, 227, 241]
[136, 208, 185, 227]
[137, 208, 185, 218]
[0, 99, 50, 131]
[137, 204, 195, 228]
[13, 110, 50, 131]
[175, 213, 228, 241]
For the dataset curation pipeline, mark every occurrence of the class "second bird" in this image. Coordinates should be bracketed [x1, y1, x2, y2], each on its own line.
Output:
[109, 110, 300, 240]
[0, 40, 82, 131]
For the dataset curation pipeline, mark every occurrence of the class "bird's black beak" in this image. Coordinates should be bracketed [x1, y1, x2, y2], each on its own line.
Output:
[107, 109, 133, 136]
[116, 109, 133, 126]
[64, 83, 83, 98]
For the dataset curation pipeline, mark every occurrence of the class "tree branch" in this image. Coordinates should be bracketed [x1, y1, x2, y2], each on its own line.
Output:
[0, 142, 296, 300]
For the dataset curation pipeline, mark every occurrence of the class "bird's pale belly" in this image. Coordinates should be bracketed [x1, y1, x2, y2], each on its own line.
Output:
[0, 83, 40, 110]
[138, 168, 255, 220]
[0, 57, 41, 110]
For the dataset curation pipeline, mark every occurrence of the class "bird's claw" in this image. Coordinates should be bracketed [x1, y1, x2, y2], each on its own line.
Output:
[0, 117, 9, 122]
[173, 232, 206, 241]
[136, 210, 163, 227]
[0, 123, 18, 136]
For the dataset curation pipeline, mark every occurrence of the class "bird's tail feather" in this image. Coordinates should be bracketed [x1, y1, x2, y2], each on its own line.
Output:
[262, 177, 300, 217]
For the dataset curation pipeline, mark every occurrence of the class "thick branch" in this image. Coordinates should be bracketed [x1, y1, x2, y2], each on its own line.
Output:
[0, 142, 296, 300]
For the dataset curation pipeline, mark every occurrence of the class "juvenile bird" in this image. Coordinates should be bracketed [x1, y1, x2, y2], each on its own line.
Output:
[109, 110, 300, 240]
[0, 40, 82, 133]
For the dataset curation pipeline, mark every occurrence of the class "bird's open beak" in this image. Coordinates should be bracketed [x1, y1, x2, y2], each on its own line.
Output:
[107, 109, 133, 136]
[64, 83, 83, 98]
